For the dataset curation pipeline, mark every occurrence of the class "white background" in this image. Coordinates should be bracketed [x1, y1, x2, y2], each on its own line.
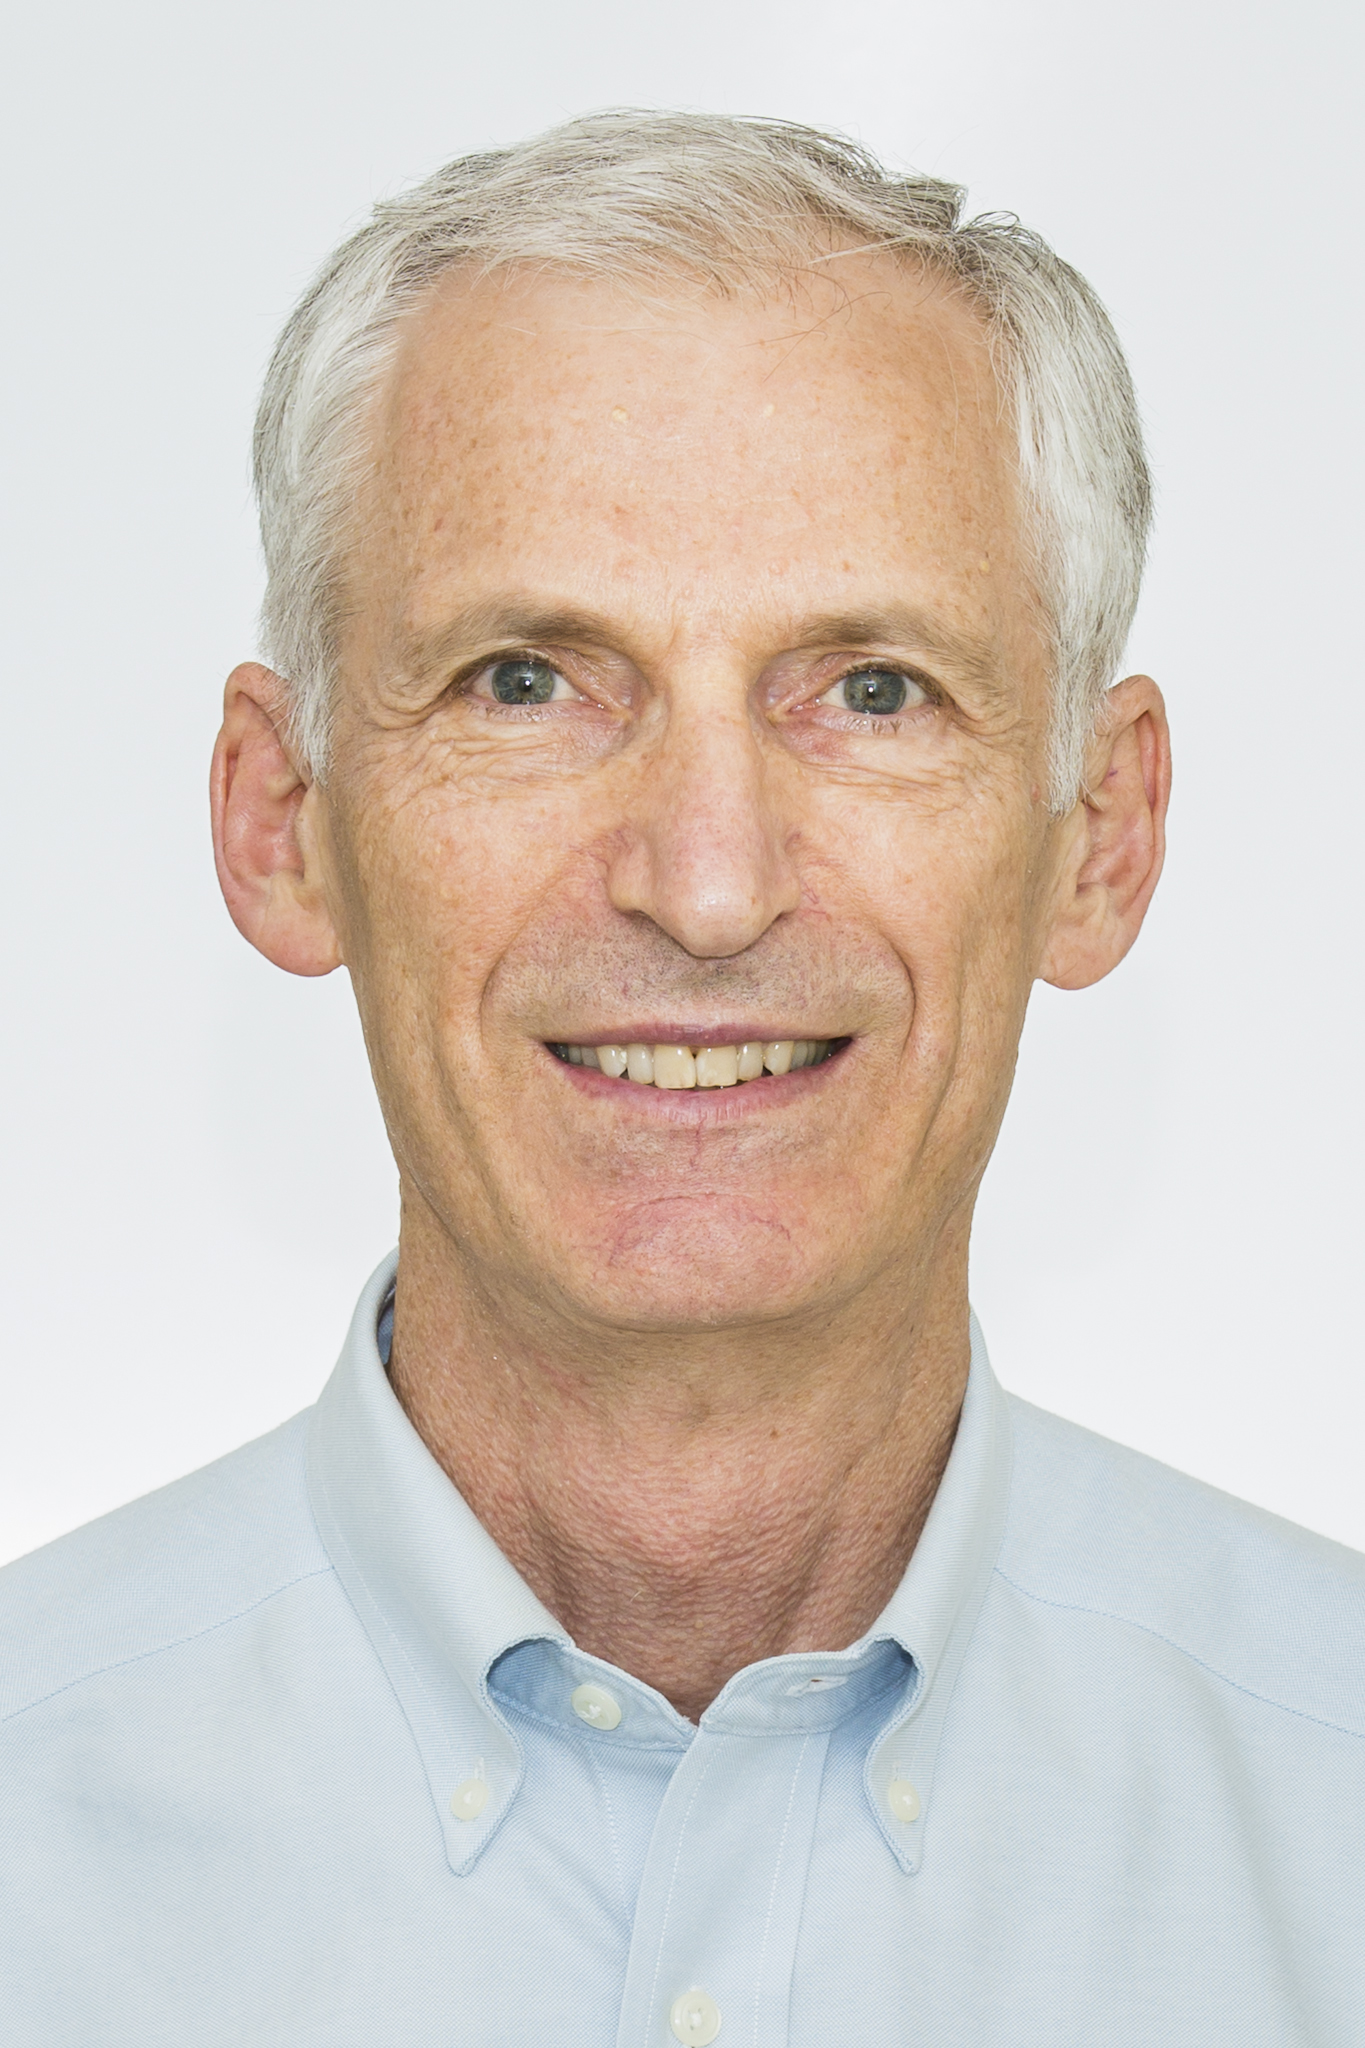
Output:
[1, 0, 1360, 1565]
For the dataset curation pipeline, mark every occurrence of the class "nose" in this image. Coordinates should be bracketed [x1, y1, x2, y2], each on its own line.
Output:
[605, 699, 802, 958]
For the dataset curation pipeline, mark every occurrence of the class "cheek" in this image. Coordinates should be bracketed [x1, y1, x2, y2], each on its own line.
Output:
[820, 772, 1019, 937]
[925, 838, 1047, 1148]
[337, 771, 594, 1046]
[817, 785, 1039, 1065]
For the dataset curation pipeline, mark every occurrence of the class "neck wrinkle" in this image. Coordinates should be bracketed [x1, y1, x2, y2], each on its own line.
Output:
[387, 1197, 974, 1722]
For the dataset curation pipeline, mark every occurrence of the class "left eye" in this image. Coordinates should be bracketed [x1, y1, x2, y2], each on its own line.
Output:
[484, 658, 576, 705]
[819, 669, 925, 715]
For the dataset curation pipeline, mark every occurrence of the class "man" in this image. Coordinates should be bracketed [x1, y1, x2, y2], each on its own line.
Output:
[3, 110, 1362, 2045]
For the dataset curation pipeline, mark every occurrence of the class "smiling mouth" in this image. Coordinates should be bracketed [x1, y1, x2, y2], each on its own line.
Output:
[549, 1039, 846, 1089]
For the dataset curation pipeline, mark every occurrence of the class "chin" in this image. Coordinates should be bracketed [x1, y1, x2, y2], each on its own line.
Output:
[564, 1199, 834, 1332]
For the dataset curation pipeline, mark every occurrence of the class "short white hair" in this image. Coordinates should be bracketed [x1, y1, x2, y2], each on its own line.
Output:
[254, 110, 1150, 807]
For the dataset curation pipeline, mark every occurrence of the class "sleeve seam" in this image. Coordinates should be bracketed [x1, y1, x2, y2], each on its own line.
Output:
[0, 1564, 336, 1726]
[993, 1565, 1365, 1742]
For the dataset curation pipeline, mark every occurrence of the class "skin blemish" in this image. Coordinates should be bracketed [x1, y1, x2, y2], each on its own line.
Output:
[611, 406, 629, 424]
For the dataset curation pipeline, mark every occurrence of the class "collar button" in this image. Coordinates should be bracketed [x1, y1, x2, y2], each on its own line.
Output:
[887, 1778, 921, 1822]
[571, 1682, 622, 1730]
[450, 1778, 489, 1821]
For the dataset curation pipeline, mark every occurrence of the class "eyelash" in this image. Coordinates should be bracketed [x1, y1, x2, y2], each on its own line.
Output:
[813, 667, 943, 722]
[460, 655, 946, 724]
[459, 654, 579, 710]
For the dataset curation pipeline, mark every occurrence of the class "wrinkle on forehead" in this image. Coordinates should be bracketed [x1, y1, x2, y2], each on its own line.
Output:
[377, 250, 1009, 516]
[335, 253, 1045, 719]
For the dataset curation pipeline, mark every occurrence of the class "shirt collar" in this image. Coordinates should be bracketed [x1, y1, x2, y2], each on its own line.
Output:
[860, 1308, 1014, 1869]
[307, 1252, 564, 1875]
[307, 1251, 1012, 1877]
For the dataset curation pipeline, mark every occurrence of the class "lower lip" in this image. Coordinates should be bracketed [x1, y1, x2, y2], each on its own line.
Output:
[545, 1046, 849, 1118]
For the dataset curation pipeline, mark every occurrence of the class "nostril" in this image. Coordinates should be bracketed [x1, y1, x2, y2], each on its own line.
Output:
[604, 781, 801, 959]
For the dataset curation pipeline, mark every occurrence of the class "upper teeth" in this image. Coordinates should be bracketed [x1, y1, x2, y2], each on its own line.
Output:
[554, 1040, 834, 1088]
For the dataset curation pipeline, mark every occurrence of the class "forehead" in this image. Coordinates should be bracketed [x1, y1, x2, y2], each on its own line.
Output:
[361, 254, 1026, 654]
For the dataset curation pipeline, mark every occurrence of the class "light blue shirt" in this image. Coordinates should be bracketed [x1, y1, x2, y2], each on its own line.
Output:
[4, 1253, 1365, 2045]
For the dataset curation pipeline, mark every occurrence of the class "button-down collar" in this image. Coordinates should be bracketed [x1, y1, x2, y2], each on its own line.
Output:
[306, 1252, 1012, 1876]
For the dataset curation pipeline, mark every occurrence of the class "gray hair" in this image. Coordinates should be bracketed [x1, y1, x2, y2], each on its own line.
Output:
[254, 110, 1150, 807]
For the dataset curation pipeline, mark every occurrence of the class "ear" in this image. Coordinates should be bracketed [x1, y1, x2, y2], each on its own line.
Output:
[210, 663, 343, 976]
[1038, 674, 1171, 991]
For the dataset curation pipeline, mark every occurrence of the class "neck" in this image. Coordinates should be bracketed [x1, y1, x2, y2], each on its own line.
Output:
[387, 1200, 973, 1723]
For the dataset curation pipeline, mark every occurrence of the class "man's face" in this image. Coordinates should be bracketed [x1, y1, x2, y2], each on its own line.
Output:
[313, 257, 1067, 1334]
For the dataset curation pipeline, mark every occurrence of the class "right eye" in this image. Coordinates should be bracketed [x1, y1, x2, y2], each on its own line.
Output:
[479, 658, 578, 706]
[817, 668, 927, 716]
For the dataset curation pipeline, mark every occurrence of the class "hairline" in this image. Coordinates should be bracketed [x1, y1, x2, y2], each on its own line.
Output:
[254, 116, 1149, 809]
[319, 245, 1037, 746]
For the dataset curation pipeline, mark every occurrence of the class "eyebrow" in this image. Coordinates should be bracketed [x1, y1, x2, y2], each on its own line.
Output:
[394, 595, 1009, 706]
[784, 607, 1003, 692]
[392, 601, 621, 683]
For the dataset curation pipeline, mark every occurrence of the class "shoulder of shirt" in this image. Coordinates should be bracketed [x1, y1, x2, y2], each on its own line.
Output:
[998, 1392, 1365, 1739]
[0, 1411, 332, 1724]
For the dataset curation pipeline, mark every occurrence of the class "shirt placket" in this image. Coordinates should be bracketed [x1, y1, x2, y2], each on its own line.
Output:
[614, 1722, 831, 2048]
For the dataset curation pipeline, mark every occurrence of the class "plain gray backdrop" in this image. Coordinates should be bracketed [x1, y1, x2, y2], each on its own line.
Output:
[2, 0, 1360, 1564]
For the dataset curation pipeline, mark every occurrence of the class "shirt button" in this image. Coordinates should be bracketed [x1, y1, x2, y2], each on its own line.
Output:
[669, 1988, 722, 2044]
[571, 1681, 623, 1730]
[887, 1778, 921, 1822]
[450, 1778, 489, 1821]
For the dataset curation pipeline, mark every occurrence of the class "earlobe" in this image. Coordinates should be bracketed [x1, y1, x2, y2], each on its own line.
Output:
[210, 663, 343, 977]
[1039, 675, 1170, 991]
